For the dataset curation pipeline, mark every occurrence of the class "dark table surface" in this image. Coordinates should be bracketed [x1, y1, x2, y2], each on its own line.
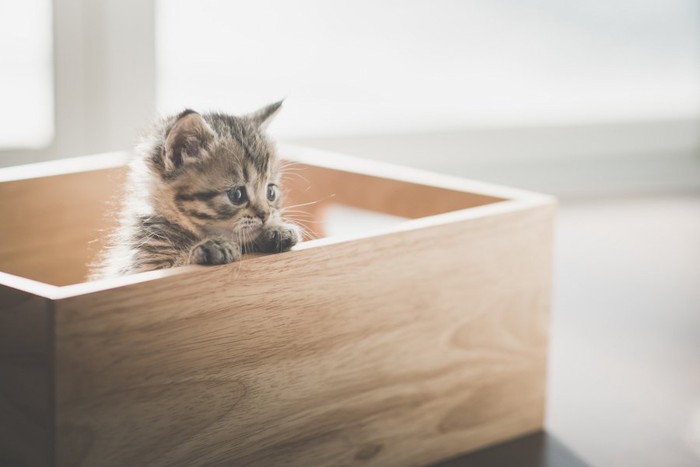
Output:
[432, 431, 588, 467]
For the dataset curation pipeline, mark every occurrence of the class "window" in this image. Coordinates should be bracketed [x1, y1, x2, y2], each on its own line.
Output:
[156, 0, 700, 138]
[0, 0, 53, 148]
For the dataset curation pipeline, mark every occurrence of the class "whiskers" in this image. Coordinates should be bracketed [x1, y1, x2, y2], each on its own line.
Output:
[278, 209, 321, 241]
[235, 217, 261, 243]
[235, 219, 259, 258]
[282, 193, 336, 211]
[279, 161, 314, 191]
[278, 193, 336, 241]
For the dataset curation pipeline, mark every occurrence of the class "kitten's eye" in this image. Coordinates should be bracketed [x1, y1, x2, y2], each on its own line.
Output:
[267, 184, 278, 202]
[227, 186, 247, 204]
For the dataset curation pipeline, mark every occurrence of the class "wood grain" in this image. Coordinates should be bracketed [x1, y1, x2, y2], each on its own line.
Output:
[53, 203, 554, 466]
[0, 157, 502, 286]
[0, 148, 556, 466]
[0, 285, 53, 467]
[280, 163, 504, 239]
[0, 168, 127, 286]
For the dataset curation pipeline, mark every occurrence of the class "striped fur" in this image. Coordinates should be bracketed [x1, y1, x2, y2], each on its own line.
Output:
[91, 101, 300, 279]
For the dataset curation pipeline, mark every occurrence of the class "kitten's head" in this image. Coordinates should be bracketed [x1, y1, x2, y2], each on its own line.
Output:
[145, 101, 285, 238]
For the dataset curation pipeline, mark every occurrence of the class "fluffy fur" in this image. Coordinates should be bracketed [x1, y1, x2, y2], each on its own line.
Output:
[91, 101, 300, 279]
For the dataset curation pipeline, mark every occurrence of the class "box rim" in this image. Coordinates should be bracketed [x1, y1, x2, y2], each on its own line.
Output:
[0, 145, 556, 299]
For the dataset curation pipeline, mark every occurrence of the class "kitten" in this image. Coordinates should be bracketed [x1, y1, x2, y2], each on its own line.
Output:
[91, 101, 300, 279]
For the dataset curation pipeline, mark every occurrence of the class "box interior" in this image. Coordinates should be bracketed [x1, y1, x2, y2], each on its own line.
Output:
[0, 160, 505, 287]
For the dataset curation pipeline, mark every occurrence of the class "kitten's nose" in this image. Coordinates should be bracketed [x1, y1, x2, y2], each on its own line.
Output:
[256, 210, 269, 223]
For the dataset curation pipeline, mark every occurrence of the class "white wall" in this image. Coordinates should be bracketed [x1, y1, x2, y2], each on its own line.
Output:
[157, 0, 700, 137]
[1, 0, 699, 199]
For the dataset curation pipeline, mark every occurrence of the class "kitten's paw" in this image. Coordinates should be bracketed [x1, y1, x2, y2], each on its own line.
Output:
[189, 238, 241, 265]
[256, 224, 300, 253]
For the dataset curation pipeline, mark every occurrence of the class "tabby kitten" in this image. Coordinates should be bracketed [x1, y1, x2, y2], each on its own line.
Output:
[91, 101, 300, 279]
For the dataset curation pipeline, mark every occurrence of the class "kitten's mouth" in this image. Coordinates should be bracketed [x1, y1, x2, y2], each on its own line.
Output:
[237, 219, 263, 232]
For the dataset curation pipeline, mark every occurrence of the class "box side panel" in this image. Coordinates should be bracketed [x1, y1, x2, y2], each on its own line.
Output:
[0, 168, 126, 286]
[0, 159, 503, 287]
[54, 203, 554, 467]
[0, 286, 53, 466]
[280, 163, 505, 238]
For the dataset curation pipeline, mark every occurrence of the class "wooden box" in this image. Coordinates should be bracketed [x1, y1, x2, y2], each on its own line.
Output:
[0, 145, 556, 467]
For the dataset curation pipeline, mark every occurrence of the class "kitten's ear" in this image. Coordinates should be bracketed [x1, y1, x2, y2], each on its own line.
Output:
[163, 110, 215, 173]
[247, 100, 283, 130]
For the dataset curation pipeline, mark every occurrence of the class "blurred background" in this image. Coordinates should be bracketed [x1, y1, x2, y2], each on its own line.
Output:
[1, 1, 699, 465]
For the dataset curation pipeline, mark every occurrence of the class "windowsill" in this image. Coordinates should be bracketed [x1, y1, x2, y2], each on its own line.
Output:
[289, 117, 700, 200]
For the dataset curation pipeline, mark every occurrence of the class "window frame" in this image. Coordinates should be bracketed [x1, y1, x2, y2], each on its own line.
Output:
[0, 0, 156, 167]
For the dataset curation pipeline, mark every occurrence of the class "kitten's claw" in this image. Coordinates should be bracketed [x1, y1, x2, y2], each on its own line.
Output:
[256, 224, 300, 253]
[189, 238, 241, 265]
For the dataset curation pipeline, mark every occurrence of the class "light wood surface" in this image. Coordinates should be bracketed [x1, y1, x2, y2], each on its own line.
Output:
[53, 204, 554, 466]
[280, 163, 503, 239]
[0, 167, 127, 286]
[0, 147, 556, 466]
[0, 285, 53, 466]
[0, 148, 506, 287]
